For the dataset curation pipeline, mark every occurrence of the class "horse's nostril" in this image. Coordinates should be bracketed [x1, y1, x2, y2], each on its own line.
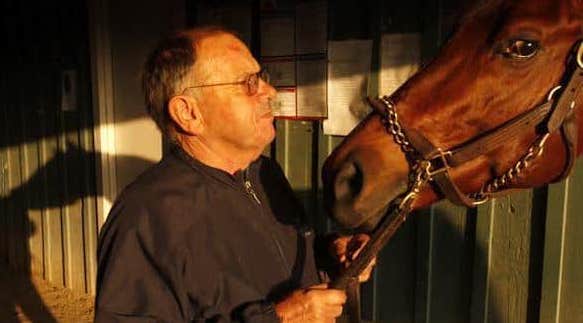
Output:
[335, 161, 364, 200]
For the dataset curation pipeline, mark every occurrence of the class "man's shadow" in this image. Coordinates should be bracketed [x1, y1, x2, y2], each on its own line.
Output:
[0, 144, 153, 322]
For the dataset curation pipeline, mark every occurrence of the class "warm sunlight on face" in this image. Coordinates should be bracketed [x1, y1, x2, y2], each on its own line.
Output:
[193, 33, 277, 158]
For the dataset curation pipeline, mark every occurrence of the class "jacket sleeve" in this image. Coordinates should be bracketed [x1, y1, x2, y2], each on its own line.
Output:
[94, 199, 195, 322]
[95, 196, 282, 323]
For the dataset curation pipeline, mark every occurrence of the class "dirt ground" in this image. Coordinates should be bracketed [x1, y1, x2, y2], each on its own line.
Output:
[0, 267, 94, 322]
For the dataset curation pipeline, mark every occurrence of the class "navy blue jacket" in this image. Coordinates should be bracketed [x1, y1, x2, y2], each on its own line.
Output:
[95, 146, 320, 322]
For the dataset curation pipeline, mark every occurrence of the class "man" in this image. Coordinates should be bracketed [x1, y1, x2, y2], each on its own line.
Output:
[95, 26, 372, 322]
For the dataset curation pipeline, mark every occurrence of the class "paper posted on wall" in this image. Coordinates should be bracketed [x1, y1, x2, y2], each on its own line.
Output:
[379, 33, 421, 96]
[263, 58, 295, 87]
[272, 88, 297, 117]
[323, 40, 373, 136]
[270, 59, 327, 119]
[296, 59, 327, 118]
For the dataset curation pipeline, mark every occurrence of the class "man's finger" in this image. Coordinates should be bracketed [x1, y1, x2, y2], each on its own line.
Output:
[358, 257, 377, 282]
[311, 304, 344, 321]
[307, 288, 347, 305]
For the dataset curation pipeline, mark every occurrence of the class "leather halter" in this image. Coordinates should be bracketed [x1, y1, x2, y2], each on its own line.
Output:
[331, 41, 583, 323]
[369, 40, 583, 207]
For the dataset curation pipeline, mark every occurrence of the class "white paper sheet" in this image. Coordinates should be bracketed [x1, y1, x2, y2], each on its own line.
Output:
[323, 40, 373, 136]
[296, 59, 327, 118]
[263, 58, 295, 87]
[379, 33, 421, 96]
[272, 88, 296, 117]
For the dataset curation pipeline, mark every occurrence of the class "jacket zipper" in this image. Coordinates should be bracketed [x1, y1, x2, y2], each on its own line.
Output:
[244, 179, 262, 205]
[243, 169, 291, 273]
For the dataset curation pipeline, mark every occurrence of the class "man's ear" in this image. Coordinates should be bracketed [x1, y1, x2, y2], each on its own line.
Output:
[168, 96, 204, 135]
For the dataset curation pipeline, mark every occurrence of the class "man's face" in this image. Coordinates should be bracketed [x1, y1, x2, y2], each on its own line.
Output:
[193, 33, 276, 158]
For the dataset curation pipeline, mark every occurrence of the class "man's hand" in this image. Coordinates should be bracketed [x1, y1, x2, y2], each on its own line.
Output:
[331, 234, 376, 282]
[274, 284, 346, 323]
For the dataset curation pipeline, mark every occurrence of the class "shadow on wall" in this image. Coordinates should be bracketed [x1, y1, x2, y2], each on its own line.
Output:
[0, 144, 154, 322]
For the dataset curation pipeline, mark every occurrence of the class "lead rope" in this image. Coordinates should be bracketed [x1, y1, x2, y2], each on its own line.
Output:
[330, 162, 431, 322]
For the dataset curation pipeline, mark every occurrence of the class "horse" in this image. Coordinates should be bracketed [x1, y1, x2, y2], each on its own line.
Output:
[322, 0, 583, 231]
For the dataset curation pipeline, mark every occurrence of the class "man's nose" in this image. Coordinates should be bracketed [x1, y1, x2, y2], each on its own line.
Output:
[259, 79, 277, 99]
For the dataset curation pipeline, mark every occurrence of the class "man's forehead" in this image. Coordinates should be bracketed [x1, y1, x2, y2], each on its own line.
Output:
[195, 32, 258, 76]
[197, 33, 250, 59]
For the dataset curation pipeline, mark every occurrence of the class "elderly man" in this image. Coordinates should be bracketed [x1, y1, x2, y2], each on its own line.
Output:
[95, 26, 371, 322]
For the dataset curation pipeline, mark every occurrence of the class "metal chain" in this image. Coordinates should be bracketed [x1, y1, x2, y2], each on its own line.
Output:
[472, 133, 550, 200]
[378, 94, 553, 206]
[378, 95, 431, 214]
[379, 96, 415, 153]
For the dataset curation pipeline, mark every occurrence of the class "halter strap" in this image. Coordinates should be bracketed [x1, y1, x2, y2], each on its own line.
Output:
[369, 40, 583, 207]
[332, 39, 583, 323]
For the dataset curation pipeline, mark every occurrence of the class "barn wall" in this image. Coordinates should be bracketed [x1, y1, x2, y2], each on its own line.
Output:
[0, 1, 580, 323]
[0, 0, 184, 299]
[193, 1, 583, 323]
[0, 0, 99, 294]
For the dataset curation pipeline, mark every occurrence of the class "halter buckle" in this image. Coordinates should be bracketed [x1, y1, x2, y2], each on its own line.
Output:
[426, 149, 453, 176]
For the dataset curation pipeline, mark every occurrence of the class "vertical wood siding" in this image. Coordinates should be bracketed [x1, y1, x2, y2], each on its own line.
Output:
[0, 2, 581, 322]
[255, 1, 583, 322]
[0, 0, 98, 295]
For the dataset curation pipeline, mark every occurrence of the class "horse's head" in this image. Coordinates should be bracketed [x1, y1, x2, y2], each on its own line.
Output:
[323, 0, 583, 230]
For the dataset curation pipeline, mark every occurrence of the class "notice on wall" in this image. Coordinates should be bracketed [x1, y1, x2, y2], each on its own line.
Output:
[272, 88, 296, 117]
[323, 40, 373, 136]
[296, 59, 327, 118]
[379, 33, 421, 96]
[263, 58, 295, 87]
[295, 1, 327, 54]
[260, 16, 295, 57]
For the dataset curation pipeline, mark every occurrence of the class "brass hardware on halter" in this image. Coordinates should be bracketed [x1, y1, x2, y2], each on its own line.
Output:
[426, 149, 453, 176]
[397, 160, 431, 214]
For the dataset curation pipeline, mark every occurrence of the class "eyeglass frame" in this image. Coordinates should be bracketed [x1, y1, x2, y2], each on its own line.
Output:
[180, 68, 270, 96]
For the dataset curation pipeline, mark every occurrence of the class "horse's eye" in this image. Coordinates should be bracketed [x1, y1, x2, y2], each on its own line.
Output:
[498, 39, 539, 60]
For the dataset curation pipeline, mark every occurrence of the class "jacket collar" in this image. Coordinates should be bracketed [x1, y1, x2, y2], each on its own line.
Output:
[170, 144, 261, 188]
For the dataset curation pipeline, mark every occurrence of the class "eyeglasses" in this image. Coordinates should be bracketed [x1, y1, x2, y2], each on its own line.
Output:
[181, 69, 270, 96]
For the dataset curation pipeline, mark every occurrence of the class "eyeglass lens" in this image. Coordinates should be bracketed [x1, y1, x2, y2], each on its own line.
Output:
[247, 70, 270, 95]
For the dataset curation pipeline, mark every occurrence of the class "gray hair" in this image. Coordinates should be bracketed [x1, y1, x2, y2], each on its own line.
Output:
[141, 26, 233, 141]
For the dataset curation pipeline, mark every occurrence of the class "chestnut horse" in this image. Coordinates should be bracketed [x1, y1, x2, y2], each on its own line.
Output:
[323, 0, 583, 231]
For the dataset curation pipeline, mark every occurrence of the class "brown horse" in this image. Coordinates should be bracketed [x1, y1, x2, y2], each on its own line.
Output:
[323, 0, 583, 230]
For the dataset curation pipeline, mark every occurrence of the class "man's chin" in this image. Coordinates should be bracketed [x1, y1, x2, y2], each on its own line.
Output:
[261, 114, 274, 124]
[262, 128, 275, 146]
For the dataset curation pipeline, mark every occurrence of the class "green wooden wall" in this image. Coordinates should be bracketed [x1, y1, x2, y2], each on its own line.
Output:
[193, 1, 583, 322]
[0, 2, 580, 323]
[270, 122, 583, 323]
[0, 0, 99, 295]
